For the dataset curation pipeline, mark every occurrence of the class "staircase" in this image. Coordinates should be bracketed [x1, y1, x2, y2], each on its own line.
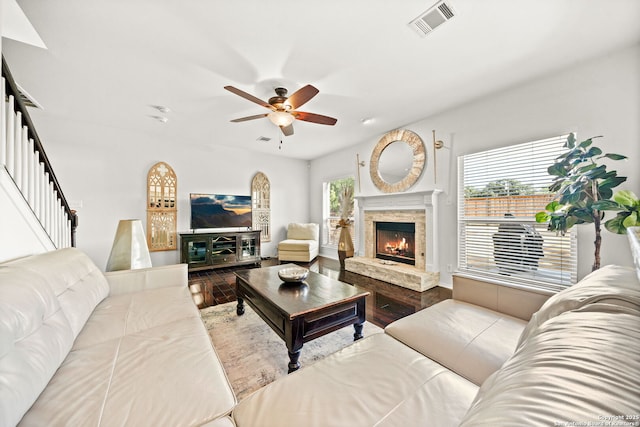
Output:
[1, 57, 77, 261]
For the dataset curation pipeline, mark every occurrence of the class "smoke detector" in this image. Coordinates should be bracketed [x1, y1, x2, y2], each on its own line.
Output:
[409, 1, 456, 37]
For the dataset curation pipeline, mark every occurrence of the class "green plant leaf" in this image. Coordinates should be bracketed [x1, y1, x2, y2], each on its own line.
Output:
[584, 165, 607, 179]
[549, 181, 563, 193]
[578, 138, 592, 148]
[545, 200, 561, 211]
[560, 191, 581, 205]
[572, 209, 595, 222]
[591, 200, 622, 211]
[598, 187, 613, 200]
[604, 215, 627, 234]
[573, 180, 590, 192]
[598, 170, 617, 180]
[602, 153, 627, 161]
[536, 212, 550, 222]
[623, 211, 640, 228]
[578, 164, 598, 173]
[548, 163, 567, 177]
[613, 190, 638, 207]
[586, 146, 603, 157]
[599, 176, 627, 190]
[566, 133, 576, 148]
[569, 157, 585, 168]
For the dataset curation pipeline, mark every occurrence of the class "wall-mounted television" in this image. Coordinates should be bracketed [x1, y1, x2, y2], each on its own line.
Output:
[190, 194, 252, 230]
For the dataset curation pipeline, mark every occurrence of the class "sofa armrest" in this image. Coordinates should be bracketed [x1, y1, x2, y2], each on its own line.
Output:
[104, 264, 188, 296]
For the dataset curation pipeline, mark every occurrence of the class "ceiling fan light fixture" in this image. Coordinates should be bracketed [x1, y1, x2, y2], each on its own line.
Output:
[268, 111, 294, 127]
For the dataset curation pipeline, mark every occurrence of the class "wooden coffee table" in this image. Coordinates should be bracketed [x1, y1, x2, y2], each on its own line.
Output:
[235, 264, 370, 373]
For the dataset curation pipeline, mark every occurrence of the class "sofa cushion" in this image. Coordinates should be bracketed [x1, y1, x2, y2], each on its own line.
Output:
[286, 223, 319, 240]
[385, 299, 527, 386]
[232, 333, 478, 427]
[460, 308, 640, 426]
[517, 265, 640, 348]
[19, 316, 237, 427]
[72, 285, 200, 350]
[277, 239, 318, 252]
[5, 248, 110, 338]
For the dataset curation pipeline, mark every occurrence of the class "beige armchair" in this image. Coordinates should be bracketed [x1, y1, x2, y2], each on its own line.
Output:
[278, 223, 319, 263]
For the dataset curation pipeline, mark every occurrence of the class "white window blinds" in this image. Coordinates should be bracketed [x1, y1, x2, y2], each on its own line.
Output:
[458, 134, 577, 292]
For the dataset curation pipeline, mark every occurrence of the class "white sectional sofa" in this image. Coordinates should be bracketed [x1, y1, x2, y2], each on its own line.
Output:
[3, 245, 639, 426]
[0, 248, 236, 427]
[232, 264, 640, 426]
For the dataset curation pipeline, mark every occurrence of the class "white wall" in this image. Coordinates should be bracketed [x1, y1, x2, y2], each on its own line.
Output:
[0, 168, 55, 262]
[24, 115, 311, 270]
[310, 44, 640, 286]
[5, 41, 638, 278]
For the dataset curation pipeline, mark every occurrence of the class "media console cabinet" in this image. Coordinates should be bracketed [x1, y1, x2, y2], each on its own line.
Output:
[180, 230, 261, 271]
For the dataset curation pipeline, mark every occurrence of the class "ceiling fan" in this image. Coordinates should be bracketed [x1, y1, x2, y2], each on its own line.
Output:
[224, 84, 337, 136]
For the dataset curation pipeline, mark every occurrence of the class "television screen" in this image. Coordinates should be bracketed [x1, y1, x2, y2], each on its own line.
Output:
[190, 194, 252, 230]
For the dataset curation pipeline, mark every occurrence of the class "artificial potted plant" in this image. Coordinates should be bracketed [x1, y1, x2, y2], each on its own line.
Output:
[535, 133, 632, 271]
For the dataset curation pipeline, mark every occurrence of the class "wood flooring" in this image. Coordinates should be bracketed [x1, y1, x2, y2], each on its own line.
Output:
[188, 256, 451, 328]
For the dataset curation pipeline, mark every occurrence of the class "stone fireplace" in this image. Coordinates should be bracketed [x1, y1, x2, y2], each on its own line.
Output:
[345, 190, 442, 292]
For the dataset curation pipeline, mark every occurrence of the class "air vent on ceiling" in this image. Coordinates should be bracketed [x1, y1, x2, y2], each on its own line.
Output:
[409, 1, 456, 37]
[16, 83, 43, 109]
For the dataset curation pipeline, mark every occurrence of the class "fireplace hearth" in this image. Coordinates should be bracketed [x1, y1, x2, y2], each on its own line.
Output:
[376, 222, 416, 266]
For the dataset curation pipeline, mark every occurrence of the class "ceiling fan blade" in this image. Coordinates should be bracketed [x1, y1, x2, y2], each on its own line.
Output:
[293, 111, 337, 126]
[224, 86, 274, 110]
[280, 124, 294, 136]
[286, 85, 319, 109]
[230, 113, 268, 122]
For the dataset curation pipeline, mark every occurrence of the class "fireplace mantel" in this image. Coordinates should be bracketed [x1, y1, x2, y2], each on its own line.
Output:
[355, 190, 442, 212]
[349, 190, 443, 290]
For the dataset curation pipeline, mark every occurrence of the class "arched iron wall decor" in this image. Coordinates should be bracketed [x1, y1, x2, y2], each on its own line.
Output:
[369, 129, 426, 193]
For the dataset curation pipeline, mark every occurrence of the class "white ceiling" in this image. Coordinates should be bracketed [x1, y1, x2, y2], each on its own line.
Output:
[3, 0, 640, 160]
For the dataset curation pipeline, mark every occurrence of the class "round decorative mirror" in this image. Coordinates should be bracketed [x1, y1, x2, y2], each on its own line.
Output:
[370, 129, 426, 193]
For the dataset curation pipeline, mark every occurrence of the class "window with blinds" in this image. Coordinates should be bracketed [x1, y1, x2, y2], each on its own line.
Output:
[458, 134, 577, 292]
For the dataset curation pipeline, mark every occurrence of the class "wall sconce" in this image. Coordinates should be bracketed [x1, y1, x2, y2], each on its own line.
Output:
[106, 219, 153, 271]
[356, 154, 366, 192]
[432, 130, 444, 184]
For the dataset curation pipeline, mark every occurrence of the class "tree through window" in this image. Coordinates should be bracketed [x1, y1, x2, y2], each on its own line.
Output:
[323, 177, 355, 247]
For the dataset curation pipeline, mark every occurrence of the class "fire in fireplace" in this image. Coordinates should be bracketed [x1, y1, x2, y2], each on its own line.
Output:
[375, 222, 416, 266]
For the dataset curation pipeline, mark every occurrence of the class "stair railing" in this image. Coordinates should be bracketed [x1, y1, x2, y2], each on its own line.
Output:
[1, 57, 77, 248]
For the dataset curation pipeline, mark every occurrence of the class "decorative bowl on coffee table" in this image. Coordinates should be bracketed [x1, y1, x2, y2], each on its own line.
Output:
[278, 267, 309, 283]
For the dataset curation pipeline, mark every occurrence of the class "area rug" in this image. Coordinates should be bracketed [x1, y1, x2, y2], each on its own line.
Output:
[201, 302, 383, 400]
